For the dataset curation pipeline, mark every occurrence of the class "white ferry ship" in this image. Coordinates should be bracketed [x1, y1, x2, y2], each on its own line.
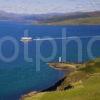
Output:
[21, 37, 32, 42]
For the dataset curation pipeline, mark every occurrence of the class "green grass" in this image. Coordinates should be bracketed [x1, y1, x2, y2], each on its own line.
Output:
[45, 17, 100, 25]
[41, 75, 100, 100]
[22, 58, 100, 100]
[22, 75, 100, 100]
[79, 59, 100, 74]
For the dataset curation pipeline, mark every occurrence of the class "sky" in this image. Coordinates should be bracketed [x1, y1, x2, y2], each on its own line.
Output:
[0, 0, 100, 14]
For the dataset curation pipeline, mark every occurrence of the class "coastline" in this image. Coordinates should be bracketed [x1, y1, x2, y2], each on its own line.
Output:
[20, 62, 83, 100]
[20, 58, 100, 100]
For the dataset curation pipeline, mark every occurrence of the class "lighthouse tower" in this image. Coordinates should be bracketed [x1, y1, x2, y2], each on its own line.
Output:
[59, 57, 62, 63]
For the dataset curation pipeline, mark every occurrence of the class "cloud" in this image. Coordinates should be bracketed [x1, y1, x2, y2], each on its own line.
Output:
[0, 0, 100, 14]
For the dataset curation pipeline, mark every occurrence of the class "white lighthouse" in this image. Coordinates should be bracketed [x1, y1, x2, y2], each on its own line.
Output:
[59, 57, 62, 62]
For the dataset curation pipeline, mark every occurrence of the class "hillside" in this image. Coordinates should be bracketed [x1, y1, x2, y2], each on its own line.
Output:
[21, 58, 100, 100]
[0, 11, 100, 24]
[42, 17, 100, 25]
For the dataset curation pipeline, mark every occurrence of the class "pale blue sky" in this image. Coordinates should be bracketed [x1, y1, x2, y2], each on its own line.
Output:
[0, 0, 100, 14]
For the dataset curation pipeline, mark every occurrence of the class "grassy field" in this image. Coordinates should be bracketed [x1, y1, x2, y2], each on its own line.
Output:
[44, 17, 100, 25]
[22, 58, 100, 100]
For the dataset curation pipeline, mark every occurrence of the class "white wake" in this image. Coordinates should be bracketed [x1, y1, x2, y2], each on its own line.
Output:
[33, 35, 100, 41]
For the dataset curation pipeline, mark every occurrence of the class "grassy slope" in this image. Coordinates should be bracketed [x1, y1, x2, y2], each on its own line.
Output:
[23, 58, 100, 100]
[44, 17, 100, 25]
[40, 75, 100, 100]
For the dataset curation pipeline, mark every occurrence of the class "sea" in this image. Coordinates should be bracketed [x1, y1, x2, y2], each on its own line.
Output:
[0, 21, 100, 100]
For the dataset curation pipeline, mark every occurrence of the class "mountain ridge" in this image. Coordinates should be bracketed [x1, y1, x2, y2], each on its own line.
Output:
[0, 10, 100, 24]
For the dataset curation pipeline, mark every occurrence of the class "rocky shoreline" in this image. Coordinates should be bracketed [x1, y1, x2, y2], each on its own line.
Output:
[20, 62, 82, 100]
[20, 58, 100, 100]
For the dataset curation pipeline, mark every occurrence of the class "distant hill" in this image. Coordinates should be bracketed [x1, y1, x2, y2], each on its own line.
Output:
[0, 10, 100, 24]
[39, 11, 100, 25]
[44, 17, 100, 25]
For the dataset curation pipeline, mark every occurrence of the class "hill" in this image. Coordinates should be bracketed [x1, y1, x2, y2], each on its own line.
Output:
[0, 11, 100, 24]
[43, 17, 100, 25]
[21, 58, 100, 100]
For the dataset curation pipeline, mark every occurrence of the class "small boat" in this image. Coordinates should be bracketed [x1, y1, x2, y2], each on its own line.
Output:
[20, 37, 32, 42]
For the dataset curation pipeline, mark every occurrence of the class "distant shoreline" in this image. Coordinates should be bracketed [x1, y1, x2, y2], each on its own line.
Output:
[0, 11, 100, 25]
[40, 17, 100, 25]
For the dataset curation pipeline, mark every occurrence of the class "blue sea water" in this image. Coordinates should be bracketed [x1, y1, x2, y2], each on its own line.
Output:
[0, 21, 100, 100]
